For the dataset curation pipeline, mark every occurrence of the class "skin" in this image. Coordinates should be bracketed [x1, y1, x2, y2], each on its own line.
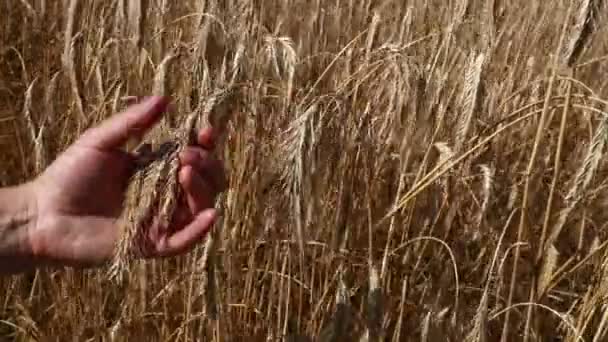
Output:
[0, 96, 227, 275]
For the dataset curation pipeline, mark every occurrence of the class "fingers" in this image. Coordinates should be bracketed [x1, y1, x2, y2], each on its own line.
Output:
[179, 165, 216, 212]
[198, 127, 216, 150]
[179, 147, 228, 193]
[159, 209, 217, 257]
[79, 96, 170, 149]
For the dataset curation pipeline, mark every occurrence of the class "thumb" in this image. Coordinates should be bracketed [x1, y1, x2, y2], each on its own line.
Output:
[78, 96, 170, 149]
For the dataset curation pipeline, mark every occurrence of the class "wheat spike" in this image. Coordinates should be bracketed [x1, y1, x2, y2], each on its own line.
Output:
[454, 0, 469, 27]
[263, 36, 296, 107]
[17, 0, 35, 17]
[196, 89, 239, 330]
[108, 140, 179, 282]
[566, 117, 607, 204]
[108, 56, 194, 282]
[108, 107, 198, 281]
[456, 52, 485, 152]
[434, 142, 455, 173]
[545, 116, 606, 247]
[194, 44, 243, 330]
[537, 244, 559, 296]
[280, 103, 318, 260]
[477, 164, 494, 227]
[152, 54, 177, 96]
[107, 44, 244, 282]
[563, 0, 597, 67]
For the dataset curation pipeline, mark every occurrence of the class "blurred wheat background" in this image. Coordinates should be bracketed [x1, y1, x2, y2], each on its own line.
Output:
[2, 0, 608, 341]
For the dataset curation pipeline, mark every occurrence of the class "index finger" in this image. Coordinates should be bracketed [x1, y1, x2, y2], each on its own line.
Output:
[79, 96, 170, 149]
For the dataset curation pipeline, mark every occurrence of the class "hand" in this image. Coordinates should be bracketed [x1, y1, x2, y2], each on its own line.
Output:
[27, 96, 227, 269]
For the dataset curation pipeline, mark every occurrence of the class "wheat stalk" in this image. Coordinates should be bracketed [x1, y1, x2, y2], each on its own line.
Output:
[360, 265, 382, 342]
[319, 277, 351, 342]
[127, 0, 144, 49]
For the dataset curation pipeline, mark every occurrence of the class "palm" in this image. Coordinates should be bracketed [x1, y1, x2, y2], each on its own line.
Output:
[40, 145, 131, 218]
[32, 144, 133, 267]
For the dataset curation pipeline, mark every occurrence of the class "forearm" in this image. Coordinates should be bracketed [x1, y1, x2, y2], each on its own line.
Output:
[0, 183, 38, 275]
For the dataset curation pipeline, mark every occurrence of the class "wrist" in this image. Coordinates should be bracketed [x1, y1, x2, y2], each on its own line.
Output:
[0, 181, 40, 274]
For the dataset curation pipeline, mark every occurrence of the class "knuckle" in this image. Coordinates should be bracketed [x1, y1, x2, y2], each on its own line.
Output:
[197, 149, 210, 161]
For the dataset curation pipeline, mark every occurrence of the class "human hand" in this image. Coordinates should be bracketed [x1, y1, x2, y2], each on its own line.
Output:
[26, 96, 226, 269]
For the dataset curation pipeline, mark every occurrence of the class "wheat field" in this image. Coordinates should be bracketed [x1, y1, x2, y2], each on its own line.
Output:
[2, 0, 608, 341]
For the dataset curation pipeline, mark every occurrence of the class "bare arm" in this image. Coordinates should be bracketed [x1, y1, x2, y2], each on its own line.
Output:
[0, 183, 38, 275]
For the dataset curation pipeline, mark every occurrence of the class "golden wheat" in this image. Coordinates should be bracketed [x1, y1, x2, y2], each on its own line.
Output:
[3, 0, 608, 341]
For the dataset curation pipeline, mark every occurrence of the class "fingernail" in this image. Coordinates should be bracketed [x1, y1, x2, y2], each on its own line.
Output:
[203, 208, 217, 221]
[141, 97, 171, 118]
